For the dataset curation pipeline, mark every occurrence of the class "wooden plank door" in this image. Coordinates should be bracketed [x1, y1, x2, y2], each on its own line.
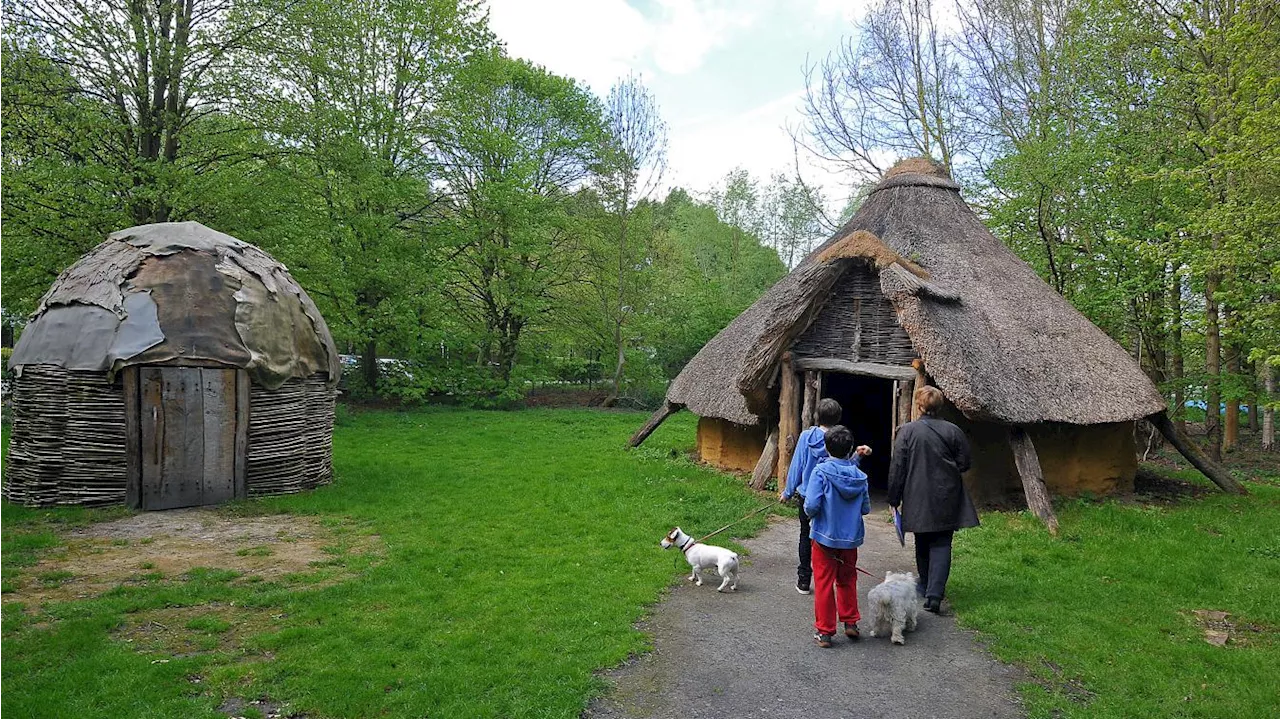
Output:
[135, 367, 243, 510]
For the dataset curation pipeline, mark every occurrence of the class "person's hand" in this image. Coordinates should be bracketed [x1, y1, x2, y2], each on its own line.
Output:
[778, 491, 788, 503]
[856, 445, 872, 457]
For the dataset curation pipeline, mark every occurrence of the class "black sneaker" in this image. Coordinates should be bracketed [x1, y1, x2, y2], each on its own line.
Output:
[796, 582, 812, 595]
[924, 597, 941, 614]
[814, 632, 834, 648]
[844, 622, 860, 640]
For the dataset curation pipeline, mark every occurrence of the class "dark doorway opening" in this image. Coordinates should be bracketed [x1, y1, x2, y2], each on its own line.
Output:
[822, 373, 894, 489]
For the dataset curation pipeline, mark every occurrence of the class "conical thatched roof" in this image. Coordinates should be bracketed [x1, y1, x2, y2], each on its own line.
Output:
[9, 222, 340, 389]
[666, 159, 1166, 427]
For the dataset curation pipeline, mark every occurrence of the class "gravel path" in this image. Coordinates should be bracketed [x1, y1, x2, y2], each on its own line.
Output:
[586, 500, 1024, 719]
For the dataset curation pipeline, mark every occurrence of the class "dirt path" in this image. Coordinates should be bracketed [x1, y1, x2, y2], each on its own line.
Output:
[586, 500, 1024, 719]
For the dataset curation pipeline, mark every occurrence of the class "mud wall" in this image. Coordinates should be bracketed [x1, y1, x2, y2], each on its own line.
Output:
[696, 416, 767, 474]
[943, 407, 1137, 502]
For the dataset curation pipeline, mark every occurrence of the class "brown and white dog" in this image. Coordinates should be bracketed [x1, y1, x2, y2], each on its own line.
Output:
[661, 527, 739, 592]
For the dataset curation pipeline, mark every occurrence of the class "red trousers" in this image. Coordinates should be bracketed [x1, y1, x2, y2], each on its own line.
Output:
[811, 541, 860, 635]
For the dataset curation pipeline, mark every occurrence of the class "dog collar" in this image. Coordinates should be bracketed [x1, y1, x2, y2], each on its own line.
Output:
[680, 536, 696, 554]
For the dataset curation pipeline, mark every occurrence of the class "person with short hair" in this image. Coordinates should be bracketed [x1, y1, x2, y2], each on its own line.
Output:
[780, 398, 869, 594]
[803, 425, 871, 647]
[888, 385, 977, 613]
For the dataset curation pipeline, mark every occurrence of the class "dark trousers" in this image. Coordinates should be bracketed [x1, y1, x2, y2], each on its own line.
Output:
[913, 530, 954, 601]
[797, 504, 812, 588]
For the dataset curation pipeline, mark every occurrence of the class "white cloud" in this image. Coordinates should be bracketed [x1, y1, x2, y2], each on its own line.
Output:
[486, 0, 654, 91]
[648, 0, 760, 75]
[485, 0, 764, 90]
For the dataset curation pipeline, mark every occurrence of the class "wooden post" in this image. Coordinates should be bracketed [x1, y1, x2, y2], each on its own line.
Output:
[776, 353, 802, 481]
[629, 401, 679, 447]
[801, 371, 821, 427]
[911, 358, 928, 420]
[892, 379, 913, 441]
[1149, 410, 1248, 494]
[750, 428, 780, 490]
[1009, 427, 1060, 536]
[122, 367, 142, 509]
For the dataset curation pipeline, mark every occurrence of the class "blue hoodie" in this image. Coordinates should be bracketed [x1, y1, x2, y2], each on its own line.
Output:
[803, 457, 871, 549]
[781, 426, 828, 500]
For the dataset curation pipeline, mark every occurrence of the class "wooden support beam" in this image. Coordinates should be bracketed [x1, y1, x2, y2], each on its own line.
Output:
[892, 379, 913, 442]
[1149, 410, 1248, 494]
[791, 357, 917, 381]
[776, 353, 802, 481]
[911, 358, 928, 420]
[750, 428, 779, 490]
[1009, 427, 1060, 536]
[629, 401, 680, 447]
[801, 371, 821, 427]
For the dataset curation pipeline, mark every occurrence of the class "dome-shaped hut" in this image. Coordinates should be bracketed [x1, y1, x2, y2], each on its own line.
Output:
[5, 222, 340, 509]
[630, 159, 1243, 528]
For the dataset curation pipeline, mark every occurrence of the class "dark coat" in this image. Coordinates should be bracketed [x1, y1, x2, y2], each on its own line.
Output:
[887, 417, 979, 533]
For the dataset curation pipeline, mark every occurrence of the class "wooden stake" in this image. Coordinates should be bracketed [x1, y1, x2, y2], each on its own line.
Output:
[750, 428, 779, 490]
[911, 358, 928, 420]
[1009, 427, 1060, 536]
[801, 371, 820, 427]
[1149, 410, 1248, 494]
[629, 401, 679, 447]
[776, 353, 802, 481]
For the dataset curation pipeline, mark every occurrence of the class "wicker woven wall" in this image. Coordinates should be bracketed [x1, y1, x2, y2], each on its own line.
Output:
[791, 262, 916, 365]
[3, 365, 127, 506]
[246, 374, 335, 496]
[3, 366, 335, 507]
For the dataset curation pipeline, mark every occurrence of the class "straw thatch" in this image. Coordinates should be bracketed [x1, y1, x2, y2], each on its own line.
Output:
[665, 159, 1167, 427]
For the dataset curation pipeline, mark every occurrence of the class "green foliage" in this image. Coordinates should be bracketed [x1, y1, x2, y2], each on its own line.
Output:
[1, 408, 770, 718]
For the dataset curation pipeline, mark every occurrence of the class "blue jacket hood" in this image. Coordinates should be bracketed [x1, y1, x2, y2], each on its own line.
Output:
[803, 427, 828, 457]
[803, 457, 871, 549]
[817, 458, 868, 499]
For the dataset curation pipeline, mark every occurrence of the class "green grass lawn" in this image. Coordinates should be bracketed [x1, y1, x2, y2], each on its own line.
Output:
[2, 408, 771, 718]
[4, 408, 1278, 718]
[950, 468, 1280, 718]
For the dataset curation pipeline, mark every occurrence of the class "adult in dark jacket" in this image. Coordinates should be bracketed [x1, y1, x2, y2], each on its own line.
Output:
[887, 386, 977, 613]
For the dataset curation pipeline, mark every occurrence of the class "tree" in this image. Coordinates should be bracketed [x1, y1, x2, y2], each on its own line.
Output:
[594, 73, 668, 405]
[238, 0, 493, 392]
[433, 53, 604, 388]
[800, 0, 968, 181]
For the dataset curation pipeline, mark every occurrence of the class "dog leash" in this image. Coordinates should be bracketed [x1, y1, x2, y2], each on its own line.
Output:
[816, 543, 877, 578]
[693, 499, 783, 545]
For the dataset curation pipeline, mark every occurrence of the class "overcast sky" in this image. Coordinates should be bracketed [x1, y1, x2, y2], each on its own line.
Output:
[486, 0, 869, 201]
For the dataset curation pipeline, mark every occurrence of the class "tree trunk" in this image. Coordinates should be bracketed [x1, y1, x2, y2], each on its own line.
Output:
[1264, 364, 1275, 452]
[1009, 427, 1059, 536]
[1170, 272, 1186, 433]
[775, 354, 802, 481]
[629, 402, 678, 447]
[1225, 343, 1240, 452]
[604, 320, 624, 407]
[1247, 361, 1261, 432]
[751, 428, 780, 490]
[361, 340, 378, 393]
[1204, 274, 1223, 460]
[1149, 411, 1248, 494]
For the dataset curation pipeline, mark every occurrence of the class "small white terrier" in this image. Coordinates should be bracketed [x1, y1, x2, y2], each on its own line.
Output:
[660, 527, 739, 592]
[865, 571, 921, 645]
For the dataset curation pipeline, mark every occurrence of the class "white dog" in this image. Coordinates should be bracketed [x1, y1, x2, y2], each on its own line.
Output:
[865, 571, 921, 645]
[660, 527, 739, 592]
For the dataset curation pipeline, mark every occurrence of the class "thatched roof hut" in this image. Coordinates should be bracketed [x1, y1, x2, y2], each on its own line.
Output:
[5, 222, 340, 509]
[632, 159, 1244, 526]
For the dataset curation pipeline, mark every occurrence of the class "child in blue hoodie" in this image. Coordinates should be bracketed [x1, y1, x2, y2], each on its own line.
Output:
[803, 425, 871, 648]
[780, 399, 842, 594]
